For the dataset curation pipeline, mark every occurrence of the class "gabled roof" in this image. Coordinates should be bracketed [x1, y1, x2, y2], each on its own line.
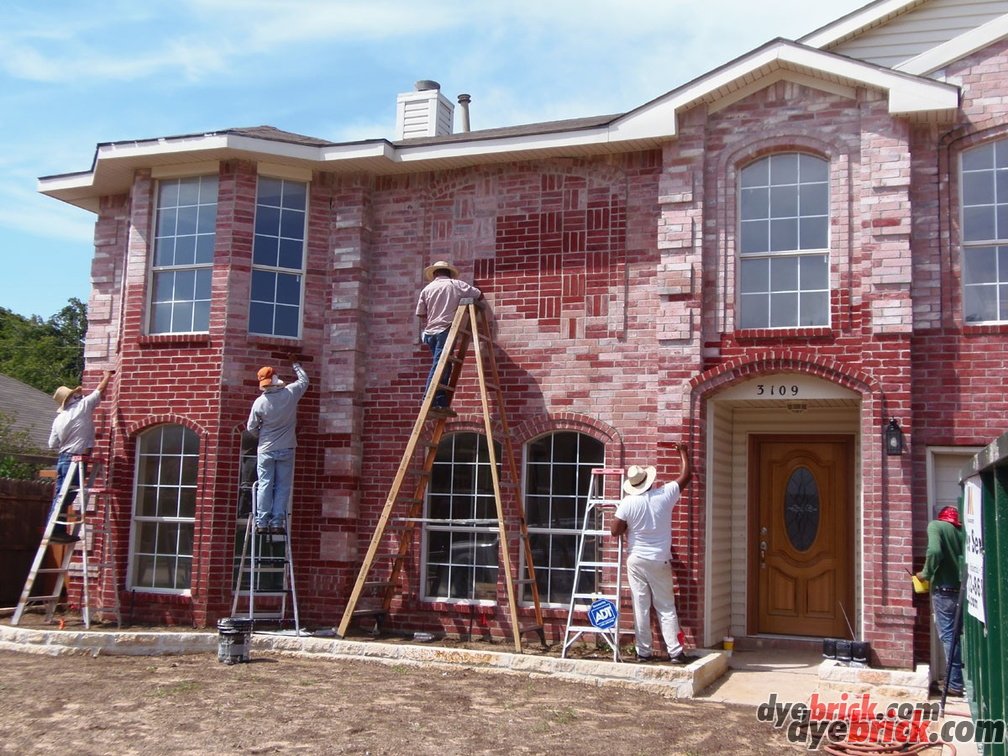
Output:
[38, 31, 958, 212]
[0, 374, 56, 453]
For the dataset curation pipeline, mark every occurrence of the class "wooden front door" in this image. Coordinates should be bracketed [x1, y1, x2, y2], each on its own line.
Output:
[750, 435, 853, 637]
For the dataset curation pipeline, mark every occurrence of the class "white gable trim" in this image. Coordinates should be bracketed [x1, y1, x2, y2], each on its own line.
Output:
[609, 40, 958, 140]
[800, 0, 926, 49]
[895, 14, 1008, 74]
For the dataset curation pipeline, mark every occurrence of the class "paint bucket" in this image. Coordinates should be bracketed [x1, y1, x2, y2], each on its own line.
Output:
[723, 636, 734, 655]
[835, 639, 853, 663]
[217, 617, 252, 665]
[852, 641, 870, 665]
[822, 638, 837, 659]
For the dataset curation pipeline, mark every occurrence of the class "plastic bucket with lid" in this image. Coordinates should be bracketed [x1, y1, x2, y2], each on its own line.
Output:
[217, 617, 253, 665]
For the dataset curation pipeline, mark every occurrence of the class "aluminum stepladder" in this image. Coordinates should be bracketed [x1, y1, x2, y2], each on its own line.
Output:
[231, 481, 301, 636]
[561, 467, 625, 661]
[336, 300, 546, 652]
[12, 455, 121, 628]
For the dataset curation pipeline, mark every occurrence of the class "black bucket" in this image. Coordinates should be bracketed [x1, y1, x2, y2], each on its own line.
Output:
[835, 639, 853, 663]
[822, 638, 837, 659]
[852, 640, 871, 665]
[217, 617, 253, 665]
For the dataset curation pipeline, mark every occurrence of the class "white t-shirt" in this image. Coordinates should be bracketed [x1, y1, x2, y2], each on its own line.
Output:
[614, 481, 682, 560]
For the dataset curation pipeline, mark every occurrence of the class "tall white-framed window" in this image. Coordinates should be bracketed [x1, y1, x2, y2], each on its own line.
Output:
[150, 175, 218, 334]
[738, 152, 830, 329]
[523, 431, 605, 605]
[250, 177, 306, 338]
[961, 139, 1008, 323]
[129, 425, 199, 592]
[423, 433, 501, 602]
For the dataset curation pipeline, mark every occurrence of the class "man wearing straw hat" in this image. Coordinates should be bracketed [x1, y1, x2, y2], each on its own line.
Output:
[47, 370, 114, 542]
[611, 441, 693, 663]
[415, 260, 483, 412]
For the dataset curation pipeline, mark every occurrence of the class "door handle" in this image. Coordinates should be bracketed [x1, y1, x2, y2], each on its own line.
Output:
[760, 540, 767, 566]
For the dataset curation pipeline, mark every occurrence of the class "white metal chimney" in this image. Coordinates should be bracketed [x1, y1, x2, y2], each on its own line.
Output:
[395, 80, 455, 140]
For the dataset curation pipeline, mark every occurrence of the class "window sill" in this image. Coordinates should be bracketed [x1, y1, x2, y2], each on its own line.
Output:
[138, 333, 212, 348]
[962, 322, 1008, 335]
[732, 327, 835, 341]
[249, 334, 302, 349]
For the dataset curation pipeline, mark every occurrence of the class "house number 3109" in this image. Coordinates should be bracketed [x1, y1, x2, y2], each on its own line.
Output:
[756, 384, 799, 396]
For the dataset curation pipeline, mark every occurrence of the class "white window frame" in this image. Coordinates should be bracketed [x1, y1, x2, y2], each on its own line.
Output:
[127, 424, 199, 594]
[522, 431, 605, 607]
[149, 175, 218, 334]
[422, 432, 501, 603]
[960, 139, 1008, 324]
[249, 175, 308, 339]
[738, 152, 830, 330]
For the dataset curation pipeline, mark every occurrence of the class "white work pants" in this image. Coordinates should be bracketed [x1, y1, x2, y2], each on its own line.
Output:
[626, 553, 682, 658]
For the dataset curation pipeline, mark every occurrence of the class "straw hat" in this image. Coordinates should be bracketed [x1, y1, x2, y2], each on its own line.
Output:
[623, 465, 657, 495]
[52, 385, 83, 411]
[423, 260, 460, 281]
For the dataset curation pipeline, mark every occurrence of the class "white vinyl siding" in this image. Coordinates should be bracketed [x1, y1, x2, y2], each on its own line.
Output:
[829, 0, 1008, 68]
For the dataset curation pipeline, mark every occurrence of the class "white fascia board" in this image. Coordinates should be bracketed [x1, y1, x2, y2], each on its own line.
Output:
[318, 141, 395, 162]
[895, 14, 1008, 76]
[799, 0, 922, 49]
[389, 126, 613, 164]
[609, 42, 958, 140]
[37, 171, 94, 194]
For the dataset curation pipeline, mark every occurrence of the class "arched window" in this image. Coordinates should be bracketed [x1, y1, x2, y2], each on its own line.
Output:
[738, 153, 830, 329]
[961, 139, 1008, 323]
[524, 431, 605, 605]
[129, 424, 199, 592]
[423, 432, 502, 602]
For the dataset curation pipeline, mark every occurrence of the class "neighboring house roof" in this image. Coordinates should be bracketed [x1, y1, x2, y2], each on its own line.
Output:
[37, 0, 990, 212]
[0, 374, 56, 454]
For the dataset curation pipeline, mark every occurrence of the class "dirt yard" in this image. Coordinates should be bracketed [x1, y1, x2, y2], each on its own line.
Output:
[0, 615, 805, 755]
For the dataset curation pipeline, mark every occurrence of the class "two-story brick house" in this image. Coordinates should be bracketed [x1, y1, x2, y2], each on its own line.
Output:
[37, 0, 1008, 677]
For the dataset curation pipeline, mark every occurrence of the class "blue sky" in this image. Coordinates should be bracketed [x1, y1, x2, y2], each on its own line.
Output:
[0, 0, 867, 320]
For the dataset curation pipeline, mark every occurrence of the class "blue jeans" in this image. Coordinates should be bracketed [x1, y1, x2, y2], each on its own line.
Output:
[932, 589, 963, 691]
[255, 447, 294, 528]
[423, 330, 451, 407]
[49, 452, 79, 534]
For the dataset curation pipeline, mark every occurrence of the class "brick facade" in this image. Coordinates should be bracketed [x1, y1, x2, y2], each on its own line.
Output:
[54, 21, 1008, 672]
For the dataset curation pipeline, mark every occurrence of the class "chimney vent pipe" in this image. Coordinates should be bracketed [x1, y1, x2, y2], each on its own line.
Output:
[457, 94, 471, 132]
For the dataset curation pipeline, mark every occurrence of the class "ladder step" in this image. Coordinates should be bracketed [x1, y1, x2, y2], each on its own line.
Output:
[22, 594, 63, 603]
[363, 581, 398, 589]
[519, 624, 544, 636]
[352, 608, 388, 617]
[566, 624, 617, 633]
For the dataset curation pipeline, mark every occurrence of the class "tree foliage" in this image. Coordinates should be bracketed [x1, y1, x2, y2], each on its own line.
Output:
[0, 410, 46, 480]
[0, 298, 87, 395]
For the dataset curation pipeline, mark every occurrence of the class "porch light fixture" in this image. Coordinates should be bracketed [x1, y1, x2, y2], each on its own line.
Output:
[885, 418, 905, 456]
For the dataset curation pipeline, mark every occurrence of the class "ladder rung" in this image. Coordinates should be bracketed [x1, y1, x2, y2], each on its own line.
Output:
[519, 624, 544, 635]
[22, 594, 63, 603]
[364, 581, 397, 589]
[352, 608, 388, 617]
[34, 567, 72, 574]
[566, 624, 616, 633]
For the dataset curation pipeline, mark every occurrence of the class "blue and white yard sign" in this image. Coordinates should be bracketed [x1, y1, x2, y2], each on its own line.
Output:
[588, 598, 618, 630]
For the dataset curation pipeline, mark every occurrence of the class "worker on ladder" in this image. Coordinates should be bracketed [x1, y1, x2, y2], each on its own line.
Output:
[415, 260, 483, 411]
[47, 370, 113, 543]
[246, 361, 309, 535]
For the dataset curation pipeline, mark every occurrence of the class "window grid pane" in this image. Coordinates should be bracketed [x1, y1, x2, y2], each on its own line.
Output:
[523, 432, 605, 606]
[150, 176, 217, 334]
[249, 177, 306, 337]
[738, 153, 830, 329]
[962, 141, 1008, 323]
[423, 433, 502, 602]
[130, 425, 199, 592]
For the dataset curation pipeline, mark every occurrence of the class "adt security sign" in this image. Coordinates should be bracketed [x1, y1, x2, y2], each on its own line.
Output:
[588, 598, 618, 630]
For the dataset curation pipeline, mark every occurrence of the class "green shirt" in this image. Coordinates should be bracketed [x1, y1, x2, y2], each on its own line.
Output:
[920, 519, 964, 589]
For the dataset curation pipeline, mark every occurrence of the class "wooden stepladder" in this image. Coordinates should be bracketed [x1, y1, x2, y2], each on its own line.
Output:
[336, 301, 545, 652]
[12, 455, 121, 628]
[561, 468, 625, 661]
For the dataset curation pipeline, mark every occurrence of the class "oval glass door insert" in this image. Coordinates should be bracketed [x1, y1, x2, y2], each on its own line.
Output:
[784, 466, 819, 551]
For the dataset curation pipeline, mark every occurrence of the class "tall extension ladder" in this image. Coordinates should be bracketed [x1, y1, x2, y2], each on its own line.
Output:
[336, 300, 545, 652]
[561, 468, 625, 661]
[231, 483, 301, 635]
[13, 455, 121, 628]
